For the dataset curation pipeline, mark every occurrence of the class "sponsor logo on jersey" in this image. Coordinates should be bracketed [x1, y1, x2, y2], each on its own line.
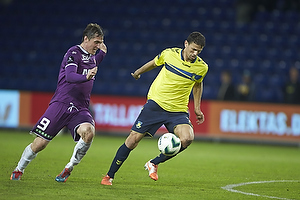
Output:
[82, 55, 90, 63]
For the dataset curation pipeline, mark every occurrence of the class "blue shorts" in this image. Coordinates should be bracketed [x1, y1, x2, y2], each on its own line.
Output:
[31, 102, 94, 142]
[131, 99, 192, 137]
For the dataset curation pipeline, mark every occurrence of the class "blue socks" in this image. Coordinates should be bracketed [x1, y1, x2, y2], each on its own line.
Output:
[106, 143, 187, 178]
[107, 143, 132, 178]
[151, 146, 186, 165]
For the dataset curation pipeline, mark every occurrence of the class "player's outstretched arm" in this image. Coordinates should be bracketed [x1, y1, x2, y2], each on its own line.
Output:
[131, 59, 157, 80]
[193, 82, 205, 124]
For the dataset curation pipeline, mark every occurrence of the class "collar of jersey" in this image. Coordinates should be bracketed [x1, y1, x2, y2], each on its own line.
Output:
[180, 49, 197, 63]
[77, 45, 90, 55]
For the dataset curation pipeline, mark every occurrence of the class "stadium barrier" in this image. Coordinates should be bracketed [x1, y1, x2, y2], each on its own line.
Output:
[1, 89, 299, 146]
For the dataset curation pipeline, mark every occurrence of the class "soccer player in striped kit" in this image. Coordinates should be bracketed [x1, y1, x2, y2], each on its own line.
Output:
[10, 23, 107, 182]
[101, 32, 208, 185]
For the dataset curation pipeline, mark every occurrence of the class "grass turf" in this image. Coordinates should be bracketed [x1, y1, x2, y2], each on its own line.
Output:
[1, 130, 299, 200]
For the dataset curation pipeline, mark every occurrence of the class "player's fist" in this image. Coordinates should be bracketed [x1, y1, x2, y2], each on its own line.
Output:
[100, 43, 107, 53]
[87, 67, 98, 80]
[131, 72, 141, 80]
[195, 110, 205, 125]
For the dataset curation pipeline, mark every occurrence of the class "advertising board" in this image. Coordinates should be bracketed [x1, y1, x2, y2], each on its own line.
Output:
[0, 90, 20, 128]
[9, 90, 300, 145]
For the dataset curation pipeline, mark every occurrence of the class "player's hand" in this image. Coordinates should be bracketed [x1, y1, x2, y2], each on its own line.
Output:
[131, 72, 141, 80]
[195, 110, 204, 125]
[99, 43, 107, 53]
[87, 67, 98, 80]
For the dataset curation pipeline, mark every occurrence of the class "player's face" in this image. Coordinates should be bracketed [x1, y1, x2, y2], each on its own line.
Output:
[184, 41, 203, 62]
[84, 35, 104, 55]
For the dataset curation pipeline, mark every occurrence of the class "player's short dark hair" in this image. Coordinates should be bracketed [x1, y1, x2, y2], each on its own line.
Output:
[187, 32, 205, 47]
[82, 23, 104, 42]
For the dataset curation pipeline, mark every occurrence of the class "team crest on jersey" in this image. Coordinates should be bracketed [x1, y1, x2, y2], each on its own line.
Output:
[135, 121, 143, 129]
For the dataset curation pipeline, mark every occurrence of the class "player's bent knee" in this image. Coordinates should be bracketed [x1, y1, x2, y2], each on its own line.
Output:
[85, 131, 95, 143]
[77, 123, 95, 143]
[125, 131, 144, 149]
[180, 136, 194, 148]
[31, 136, 49, 153]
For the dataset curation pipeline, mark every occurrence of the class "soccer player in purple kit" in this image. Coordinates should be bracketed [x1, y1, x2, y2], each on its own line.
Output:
[10, 23, 107, 182]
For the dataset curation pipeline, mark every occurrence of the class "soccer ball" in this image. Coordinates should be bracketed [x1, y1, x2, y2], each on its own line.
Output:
[158, 133, 181, 156]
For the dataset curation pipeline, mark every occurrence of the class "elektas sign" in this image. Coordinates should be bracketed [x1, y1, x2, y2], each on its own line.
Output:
[94, 103, 143, 127]
[220, 109, 300, 136]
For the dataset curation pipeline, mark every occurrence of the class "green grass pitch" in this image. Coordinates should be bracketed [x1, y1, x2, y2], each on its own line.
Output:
[1, 130, 299, 200]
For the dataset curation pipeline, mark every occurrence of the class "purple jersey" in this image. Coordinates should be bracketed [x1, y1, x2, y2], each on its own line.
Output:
[31, 45, 106, 141]
[50, 45, 106, 109]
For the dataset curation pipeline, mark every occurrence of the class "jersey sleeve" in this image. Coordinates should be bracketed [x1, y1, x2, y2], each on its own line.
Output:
[64, 49, 87, 83]
[154, 48, 169, 67]
[64, 49, 81, 69]
[94, 50, 106, 66]
[197, 61, 209, 83]
[65, 65, 87, 83]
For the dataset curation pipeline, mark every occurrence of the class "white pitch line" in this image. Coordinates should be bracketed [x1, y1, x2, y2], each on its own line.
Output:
[221, 180, 299, 200]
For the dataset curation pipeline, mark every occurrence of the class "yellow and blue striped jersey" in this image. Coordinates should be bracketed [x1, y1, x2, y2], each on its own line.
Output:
[147, 47, 208, 113]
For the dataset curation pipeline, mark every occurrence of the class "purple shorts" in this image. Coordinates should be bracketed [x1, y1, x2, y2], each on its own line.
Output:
[31, 101, 94, 141]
